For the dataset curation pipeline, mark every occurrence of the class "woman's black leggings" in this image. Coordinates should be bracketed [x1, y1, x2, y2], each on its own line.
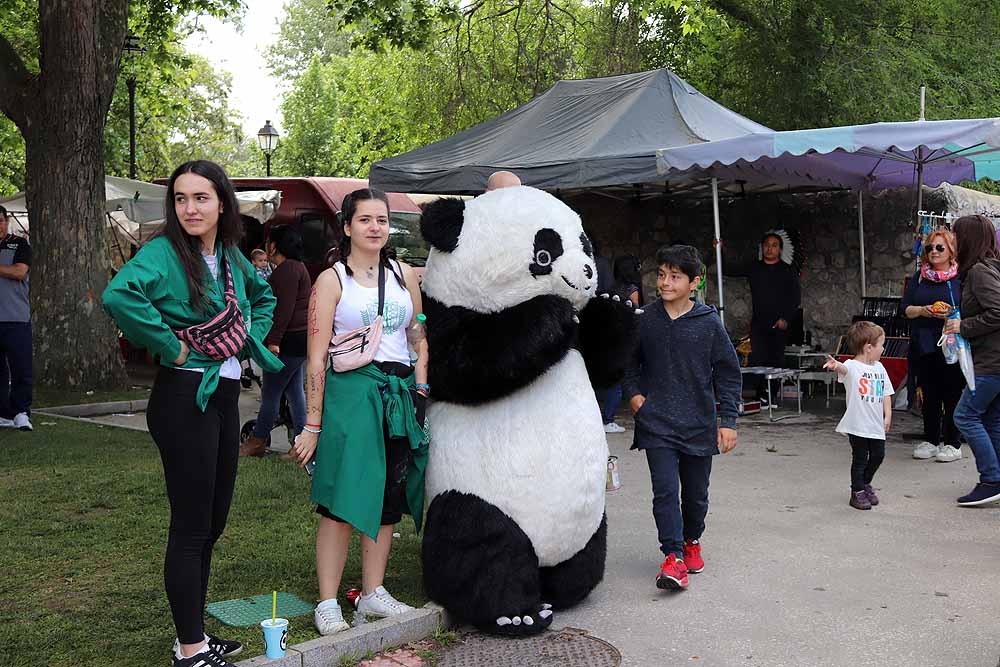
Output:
[849, 435, 886, 493]
[146, 368, 241, 645]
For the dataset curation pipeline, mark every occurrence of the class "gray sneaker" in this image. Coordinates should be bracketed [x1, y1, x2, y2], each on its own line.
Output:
[863, 484, 879, 506]
[13, 413, 31, 432]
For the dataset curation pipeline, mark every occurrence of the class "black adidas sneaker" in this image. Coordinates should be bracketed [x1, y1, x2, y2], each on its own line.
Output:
[172, 647, 235, 667]
[171, 635, 243, 661]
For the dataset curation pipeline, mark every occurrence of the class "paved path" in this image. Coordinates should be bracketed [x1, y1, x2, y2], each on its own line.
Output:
[87, 383, 293, 452]
[558, 407, 1000, 667]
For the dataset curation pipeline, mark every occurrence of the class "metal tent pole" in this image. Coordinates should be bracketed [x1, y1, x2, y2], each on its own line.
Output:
[712, 178, 725, 325]
[858, 190, 867, 298]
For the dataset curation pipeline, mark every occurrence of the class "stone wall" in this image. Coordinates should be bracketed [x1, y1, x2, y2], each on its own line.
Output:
[567, 188, 942, 352]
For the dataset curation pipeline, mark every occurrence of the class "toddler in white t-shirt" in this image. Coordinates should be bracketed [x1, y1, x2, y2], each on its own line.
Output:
[824, 321, 895, 510]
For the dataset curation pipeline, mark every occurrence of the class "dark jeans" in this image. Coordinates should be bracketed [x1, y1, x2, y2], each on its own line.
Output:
[602, 384, 622, 424]
[0, 321, 32, 418]
[252, 353, 306, 438]
[749, 325, 787, 398]
[146, 368, 241, 645]
[916, 351, 964, 447]
[645, 446, 713, 559]
[849, 435, 885, 492]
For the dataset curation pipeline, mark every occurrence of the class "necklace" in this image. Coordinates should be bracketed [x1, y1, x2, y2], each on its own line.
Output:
[349, 259, 376, 280]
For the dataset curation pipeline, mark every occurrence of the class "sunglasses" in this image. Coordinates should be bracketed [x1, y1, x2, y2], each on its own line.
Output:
[929, 244, 948, 253]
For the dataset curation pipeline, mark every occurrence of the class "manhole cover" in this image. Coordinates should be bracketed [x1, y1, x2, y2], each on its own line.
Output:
[438, 627, 621, 666]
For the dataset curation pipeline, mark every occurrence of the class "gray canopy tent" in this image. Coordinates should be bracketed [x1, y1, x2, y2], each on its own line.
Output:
[369, 69, 773, 195]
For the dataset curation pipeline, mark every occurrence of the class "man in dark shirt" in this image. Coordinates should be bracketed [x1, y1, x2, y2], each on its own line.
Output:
[748, 232, 801, 404]
[0, 205, 32, 431]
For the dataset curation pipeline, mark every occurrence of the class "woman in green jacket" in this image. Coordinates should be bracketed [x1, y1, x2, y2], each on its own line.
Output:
[103, 160, 280, 667]
[291, 188, 428, 636]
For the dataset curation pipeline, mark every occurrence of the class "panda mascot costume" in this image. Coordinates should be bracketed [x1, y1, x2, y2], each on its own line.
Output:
[419, 186, 638, 636]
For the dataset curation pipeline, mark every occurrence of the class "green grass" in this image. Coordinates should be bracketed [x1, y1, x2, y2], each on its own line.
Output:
[0, 418, 426, 666]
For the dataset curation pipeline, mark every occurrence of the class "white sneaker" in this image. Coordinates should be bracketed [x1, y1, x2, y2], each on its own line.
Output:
[356, 586, 414, 618]
[314, 598, 349, 635]
[936, 445, 963, 463]
[604, 422, 626, 434]
[13, 413, 32, 431]
[913, 442, 938, 459]
[0, 417, 14, 428]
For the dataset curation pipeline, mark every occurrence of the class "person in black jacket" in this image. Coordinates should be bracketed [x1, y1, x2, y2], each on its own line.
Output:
[748, 232, 801, 404]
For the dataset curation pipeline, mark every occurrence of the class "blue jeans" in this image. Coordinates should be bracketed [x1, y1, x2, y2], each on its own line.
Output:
[253, 353, 306, 439]
[645, 446, 713, 558]
[0, 322, 32, 418]
[602, 384, 622, 424]
[953, 374, 1000, 484]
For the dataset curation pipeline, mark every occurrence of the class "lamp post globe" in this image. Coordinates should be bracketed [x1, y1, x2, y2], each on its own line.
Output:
[256, 120, 279, 176]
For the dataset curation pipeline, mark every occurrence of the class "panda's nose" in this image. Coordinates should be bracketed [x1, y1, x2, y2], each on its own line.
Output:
[583, 265, 593, 280]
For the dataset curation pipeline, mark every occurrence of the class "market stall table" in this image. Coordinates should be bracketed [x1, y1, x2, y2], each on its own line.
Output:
[741, 367, 803, 422]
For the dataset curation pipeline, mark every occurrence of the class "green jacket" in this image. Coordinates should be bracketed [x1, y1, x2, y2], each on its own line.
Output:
[102, 236, 282, 410]
[311, 364, 428, 541]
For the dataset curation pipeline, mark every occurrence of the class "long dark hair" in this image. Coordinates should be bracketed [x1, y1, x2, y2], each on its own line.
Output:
[268, 225, 304, 261]
[954, 214, 999, 279]
[338, 188, 404, 287]
[161, 160, 244, 312]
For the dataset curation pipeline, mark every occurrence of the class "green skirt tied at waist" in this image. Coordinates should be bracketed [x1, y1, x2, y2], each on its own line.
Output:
[309, 363, 428, 541]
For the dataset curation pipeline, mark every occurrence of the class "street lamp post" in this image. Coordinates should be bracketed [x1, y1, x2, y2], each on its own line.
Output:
[256, 120, 280, 176]
[122, 34, 145, 180]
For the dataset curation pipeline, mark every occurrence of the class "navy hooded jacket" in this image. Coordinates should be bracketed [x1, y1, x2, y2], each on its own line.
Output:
[623, 301, 742, 456]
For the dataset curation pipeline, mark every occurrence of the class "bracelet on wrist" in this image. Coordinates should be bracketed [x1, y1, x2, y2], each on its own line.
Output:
[303, 426, 322, 434]
[306, 423, 322, 428]
[415, 383, 430, 391]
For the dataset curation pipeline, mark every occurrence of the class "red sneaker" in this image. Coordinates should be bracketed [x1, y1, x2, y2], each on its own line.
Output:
[656, 553, 689, 590]
[683, 539, 704, 573]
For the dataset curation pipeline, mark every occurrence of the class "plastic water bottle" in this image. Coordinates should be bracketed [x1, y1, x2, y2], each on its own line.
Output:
[406, 312, 427, 347]
[940, 312, 960, 364]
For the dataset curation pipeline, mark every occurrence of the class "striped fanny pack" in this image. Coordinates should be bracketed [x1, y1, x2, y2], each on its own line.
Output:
[175, 253, 247, 360]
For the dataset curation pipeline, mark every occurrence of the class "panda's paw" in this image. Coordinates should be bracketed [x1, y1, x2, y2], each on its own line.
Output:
[489, 603, 554, 636]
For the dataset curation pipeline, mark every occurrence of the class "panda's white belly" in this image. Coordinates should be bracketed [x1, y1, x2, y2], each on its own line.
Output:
[425, 350, 607, 567]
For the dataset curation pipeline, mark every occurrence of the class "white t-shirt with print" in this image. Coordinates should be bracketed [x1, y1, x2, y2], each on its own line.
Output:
[836, 359, 895, 440]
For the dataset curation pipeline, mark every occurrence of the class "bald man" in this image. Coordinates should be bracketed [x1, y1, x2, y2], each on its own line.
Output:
[486, 171, 521, 191]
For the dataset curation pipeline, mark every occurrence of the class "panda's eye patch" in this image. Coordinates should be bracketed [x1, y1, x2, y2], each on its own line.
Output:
[580, 233, 593, 258]
[530, 228, 564, 277]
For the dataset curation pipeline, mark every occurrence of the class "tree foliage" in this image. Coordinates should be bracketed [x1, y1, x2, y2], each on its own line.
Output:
[264, 0, 350, 81]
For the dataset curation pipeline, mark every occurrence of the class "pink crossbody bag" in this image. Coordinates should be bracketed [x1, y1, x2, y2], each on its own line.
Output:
[175, 252, 248, 360]
[328, 261, 385, 372]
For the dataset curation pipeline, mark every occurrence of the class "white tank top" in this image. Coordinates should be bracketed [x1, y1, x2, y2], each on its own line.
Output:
[333, 261, 413, 365]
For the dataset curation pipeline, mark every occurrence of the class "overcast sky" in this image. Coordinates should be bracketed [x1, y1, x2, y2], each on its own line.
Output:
[184, 0, 287, 138]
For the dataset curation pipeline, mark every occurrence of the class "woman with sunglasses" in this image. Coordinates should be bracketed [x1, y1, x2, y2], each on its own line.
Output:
[902, 229, 964, 463]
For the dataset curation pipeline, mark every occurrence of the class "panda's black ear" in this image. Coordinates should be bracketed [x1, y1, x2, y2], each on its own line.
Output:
[421, 198, 465, 252]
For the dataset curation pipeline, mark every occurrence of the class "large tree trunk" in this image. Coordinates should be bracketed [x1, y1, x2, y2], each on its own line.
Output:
[1, 1, 129, 390]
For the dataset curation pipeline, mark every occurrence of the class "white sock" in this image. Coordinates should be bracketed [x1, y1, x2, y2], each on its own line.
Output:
[175, 641, 209, 660]
[317, 597, 340, 609]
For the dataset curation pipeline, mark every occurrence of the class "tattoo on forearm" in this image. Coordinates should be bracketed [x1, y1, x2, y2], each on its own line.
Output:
[307, 369, 325, 417]
[309, 287, 319, 335]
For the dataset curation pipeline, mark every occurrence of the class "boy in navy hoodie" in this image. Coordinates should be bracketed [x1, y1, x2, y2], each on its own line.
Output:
[623, 245, 742, 590]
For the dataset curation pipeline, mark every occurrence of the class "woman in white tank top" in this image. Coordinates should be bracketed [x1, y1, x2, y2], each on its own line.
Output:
[292, 188, 429, 634]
